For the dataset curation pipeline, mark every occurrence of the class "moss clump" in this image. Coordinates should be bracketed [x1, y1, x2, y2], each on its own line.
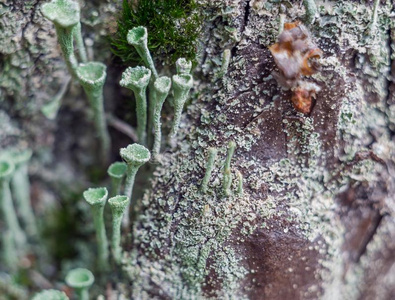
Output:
[111, 0, 203, 66]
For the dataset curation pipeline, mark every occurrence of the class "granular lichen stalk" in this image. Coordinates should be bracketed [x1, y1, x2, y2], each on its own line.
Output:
[170, 74, 193, 138]
[107, 162, 127, 197]
[127, 27, 158, 79]
[76, 62, 111, 161]
[120, 66, 152, 145]
[0, 160, 26, 250]
[223, 141, 236, 196]
[200, 148, 218, 193]
[9, 149, 38, 237]
[152, 76, 171, 157]
[108, 195, 130, 263]
[119, 144, 150, 226]
[83, 187, 109, 271]
[41, 0, 80, 77]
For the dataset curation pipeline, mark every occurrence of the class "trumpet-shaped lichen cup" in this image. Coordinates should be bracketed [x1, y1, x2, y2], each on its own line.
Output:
[120, 66, 151, 145]
[76, 62, 111, 161]
[108, 195, 130, 263]
[120, 144, 151, 226]
[65, 268, 94, 300]
[83, 187, 109, 270]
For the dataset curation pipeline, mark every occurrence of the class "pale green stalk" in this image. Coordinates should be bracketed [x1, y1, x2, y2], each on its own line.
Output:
[223, 141, 236, 196]
[83, 187, 109, 271]
[76, 62, 110, 161]
[236, 170, 244, 195]
[65, 268, 94, 300]
[2, 230, 18, 273]
[152, 76, 171, 157]
[107, 162, 127, 197]
[0, 161, 26, 250]
[127, 27, 158, 141]
[41, 76, 71, 120]
[200, 148, 218, 193]
[216, 49, 231, 79]
[41, 0, 81, 77]
[10, 149, 38, 237]
[108, 195, 130, 263]
[120, 66, 151, 145]
[120, 144, 150, 226]
[170, 74, 193, 137]
[73, 22, 87, 63]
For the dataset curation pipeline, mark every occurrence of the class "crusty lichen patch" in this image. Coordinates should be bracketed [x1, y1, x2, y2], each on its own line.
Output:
[123, 0, 395, 299]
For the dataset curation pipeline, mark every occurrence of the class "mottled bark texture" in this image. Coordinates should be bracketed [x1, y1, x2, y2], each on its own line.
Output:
[1, 0, 395, 299]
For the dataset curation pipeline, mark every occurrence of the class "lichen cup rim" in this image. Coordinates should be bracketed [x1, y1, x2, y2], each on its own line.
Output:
[0, 160, 15, 179]
[120, 144, 151, 165]
[41, 0, 80, 28]
[176, 58, 192, 73]
[8, 148, 33, 165]
[108, 195, 130, 210]
[107, 162, 127, 179]
[76, 62, 107, 87]
[127, 26, 148, 46]
[65, 268, 95, 289]
[83, 187, 108, 206]
[154, 76, 171, 94]
[32, 289, 69, 300]
[172, 74, 193, 89]
[120, 66, 151, 90]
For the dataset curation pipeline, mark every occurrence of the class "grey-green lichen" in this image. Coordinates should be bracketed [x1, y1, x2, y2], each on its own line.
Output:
[121, 0, 395, 299]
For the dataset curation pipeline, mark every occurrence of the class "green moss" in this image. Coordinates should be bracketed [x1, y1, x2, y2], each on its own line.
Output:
[111, 0, 203, 66]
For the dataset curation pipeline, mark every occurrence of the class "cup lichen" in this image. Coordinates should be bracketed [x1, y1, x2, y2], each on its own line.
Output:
[65, 268, 94, 300]
[176, 57, 192, 75]
[200, 148, 218, 193]
[170, 74, 193, 137]
[9, 149, 38, 237]
[120, 66, 152, 145]
[107, 162, 127, 197]
[127, 26, 158, 79]
[120, 144, 151, 226]
[82, 187, 109, 270]
[223, 141, 236, 196]
[41, 0, 80, 76]
[32, 289, 69, 300]
[108, 195, 130, 263]
[76, 62, 111, 161]
[152, 76, 171, 157]
[0, 160, 26, 250]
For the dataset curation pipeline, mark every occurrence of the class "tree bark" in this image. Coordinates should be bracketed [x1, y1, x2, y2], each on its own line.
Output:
[1, 0, 395, 299]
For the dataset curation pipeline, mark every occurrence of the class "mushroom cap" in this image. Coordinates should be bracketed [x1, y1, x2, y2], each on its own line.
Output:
[41, 0, 80, 28]
[108, 195, 130, 215]
[120, 144, 151, 167]
[83, 187, 108, 206]
[0, 160, 15, 180]
[127, 26, 148, 46]
[76, 62, 107, 89]
[65, 268, 94, 289]
[120, 66, 151, 91]
[107, 162, 127, 179]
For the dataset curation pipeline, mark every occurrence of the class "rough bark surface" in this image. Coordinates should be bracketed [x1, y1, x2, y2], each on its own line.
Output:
[1, 0, 395, 299]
